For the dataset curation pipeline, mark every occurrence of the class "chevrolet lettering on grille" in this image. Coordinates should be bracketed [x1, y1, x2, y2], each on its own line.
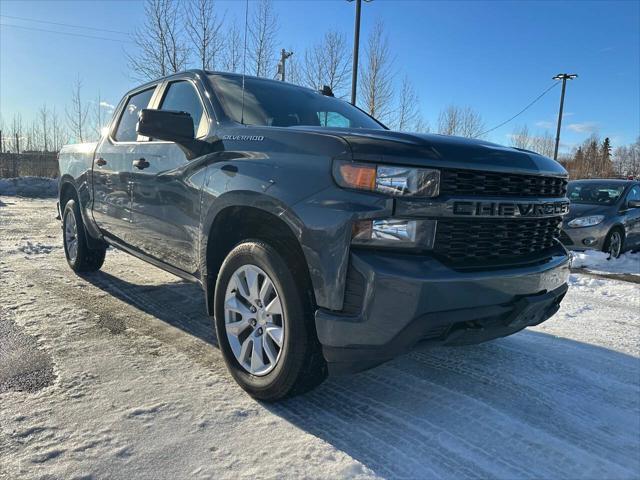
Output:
[452, 200, 570, 217]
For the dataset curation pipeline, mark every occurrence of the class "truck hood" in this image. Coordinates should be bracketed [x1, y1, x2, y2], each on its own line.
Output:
[293, 127, 567, 177]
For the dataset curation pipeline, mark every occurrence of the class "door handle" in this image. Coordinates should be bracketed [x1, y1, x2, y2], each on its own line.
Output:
[96, 157, 107, 166]
[133, 158, 150, 170]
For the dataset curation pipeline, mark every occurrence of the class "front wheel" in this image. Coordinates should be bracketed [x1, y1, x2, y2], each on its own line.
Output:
[603, 228, 624, 259]
[214, 241, 327, 401]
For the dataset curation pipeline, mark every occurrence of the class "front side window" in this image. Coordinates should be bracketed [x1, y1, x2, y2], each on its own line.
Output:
[114, 87, 155, 142]
[209, 74, 384, 129]
[159, 81, 208, 138]
[567, 182, 626, 206]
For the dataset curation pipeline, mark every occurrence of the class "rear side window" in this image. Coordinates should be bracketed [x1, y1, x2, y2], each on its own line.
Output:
[159, 81, 208, 138]
[114, 88, 155, 142]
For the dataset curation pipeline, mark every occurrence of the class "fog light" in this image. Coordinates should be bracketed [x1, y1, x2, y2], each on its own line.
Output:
[582, 237, 597, 246]
[351, 219, 436, 249]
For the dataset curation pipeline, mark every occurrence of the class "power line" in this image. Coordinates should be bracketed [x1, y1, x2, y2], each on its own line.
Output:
[0, 23, 133, 43]
[476, 82, 559, 138]
[0, 14, 129, 35]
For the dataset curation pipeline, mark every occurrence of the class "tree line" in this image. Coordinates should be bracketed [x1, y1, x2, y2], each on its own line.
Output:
[510, 124, 639, 178]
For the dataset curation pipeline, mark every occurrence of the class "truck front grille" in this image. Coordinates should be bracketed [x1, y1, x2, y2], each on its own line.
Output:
[434, 217, 562, 266]
[440, 169, 568, 198]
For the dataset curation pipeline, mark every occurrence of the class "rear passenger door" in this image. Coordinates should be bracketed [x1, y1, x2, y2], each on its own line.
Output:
[129, 78, 212, 273]
[93, 86, 157, 245]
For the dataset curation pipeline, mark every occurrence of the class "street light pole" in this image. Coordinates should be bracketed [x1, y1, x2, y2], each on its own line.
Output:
[552, 73, 577, 160]
[350, 0, 362, 105]
[278, 49, 293, 81]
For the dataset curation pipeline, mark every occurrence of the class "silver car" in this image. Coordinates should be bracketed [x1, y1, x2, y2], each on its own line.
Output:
[560, 179, 640, 257]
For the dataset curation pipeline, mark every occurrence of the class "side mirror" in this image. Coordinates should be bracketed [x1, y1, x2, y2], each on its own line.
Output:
[137, 108, 194, 144]
[628, 200, 640, 208]
[137, 108, 219, 160]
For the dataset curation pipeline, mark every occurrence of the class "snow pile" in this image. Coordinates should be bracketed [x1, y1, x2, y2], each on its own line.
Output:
[0, 177, 58, 197]
[571, 250, 640, 275]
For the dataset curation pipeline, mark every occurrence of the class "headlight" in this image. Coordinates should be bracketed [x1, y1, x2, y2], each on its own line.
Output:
[351, 219, 437, 248]
[567, 215, 605, 228]
[333, 160, 440, 197]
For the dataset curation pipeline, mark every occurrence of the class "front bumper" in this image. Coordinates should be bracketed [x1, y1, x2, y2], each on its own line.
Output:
[560, 222, 610, 250]
[316, 246, 570, 373]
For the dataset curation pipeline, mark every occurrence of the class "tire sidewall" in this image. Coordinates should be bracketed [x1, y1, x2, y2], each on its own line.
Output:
[605, 228, 625, 258]
[214, 241, 309, 397]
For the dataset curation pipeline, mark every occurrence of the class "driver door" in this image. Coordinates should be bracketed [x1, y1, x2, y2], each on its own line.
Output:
[129, 78, 212, 274]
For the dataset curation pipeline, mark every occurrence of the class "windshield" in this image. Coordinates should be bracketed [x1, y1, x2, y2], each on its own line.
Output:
[209, 74, 384, 130]
[567, 182, 626, 206]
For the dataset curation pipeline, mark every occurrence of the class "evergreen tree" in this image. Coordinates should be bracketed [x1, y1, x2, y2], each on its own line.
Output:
[600, 137, 613, 176]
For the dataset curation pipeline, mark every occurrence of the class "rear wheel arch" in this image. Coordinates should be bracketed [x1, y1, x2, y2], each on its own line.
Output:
[59, 178, 79, 210]
[204, 205, 315, 316]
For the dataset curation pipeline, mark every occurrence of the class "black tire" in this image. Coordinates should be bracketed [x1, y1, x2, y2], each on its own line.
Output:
[214, 241, 327, 401]
[62, 199, 106, 272]
[603, 227, 625, 259]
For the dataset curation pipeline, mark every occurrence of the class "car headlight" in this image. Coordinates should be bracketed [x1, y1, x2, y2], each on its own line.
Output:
[567, 215, 605, 228]
[333, 160, 440, 197]
[351, 219, 437, 249]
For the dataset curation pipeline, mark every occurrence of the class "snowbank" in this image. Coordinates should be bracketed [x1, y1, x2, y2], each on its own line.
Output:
[0, 177, 58, 197]
[571, 250, 640, 275]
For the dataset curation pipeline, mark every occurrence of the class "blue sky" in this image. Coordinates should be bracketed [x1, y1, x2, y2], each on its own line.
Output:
[0, 0, 638, 152]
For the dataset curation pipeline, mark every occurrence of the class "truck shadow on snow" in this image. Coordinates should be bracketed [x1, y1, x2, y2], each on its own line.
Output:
[80, 271, 640, 479]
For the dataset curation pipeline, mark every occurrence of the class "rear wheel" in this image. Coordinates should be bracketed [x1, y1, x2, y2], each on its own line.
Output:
[214, 241, 327, 401]
[603, 227, 624, 259]
[62, 199, 106, 272]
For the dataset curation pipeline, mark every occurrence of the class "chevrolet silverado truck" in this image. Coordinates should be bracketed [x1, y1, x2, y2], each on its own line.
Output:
[58, 70, 571, 401]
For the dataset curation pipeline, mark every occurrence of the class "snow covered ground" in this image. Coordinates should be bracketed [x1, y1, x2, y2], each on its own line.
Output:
[1, 197, 639, 480]
[571, 250, 640, 276]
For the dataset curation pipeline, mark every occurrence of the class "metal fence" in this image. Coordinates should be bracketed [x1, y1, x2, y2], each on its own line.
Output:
[0, 153, 59, 178]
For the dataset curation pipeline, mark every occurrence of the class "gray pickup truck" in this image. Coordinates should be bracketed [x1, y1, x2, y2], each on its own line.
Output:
[58, 70, 570, 400]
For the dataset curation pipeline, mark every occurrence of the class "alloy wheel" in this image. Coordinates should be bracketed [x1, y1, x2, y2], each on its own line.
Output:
[608, 231, 622, 258]
[224, 264, 285, 376]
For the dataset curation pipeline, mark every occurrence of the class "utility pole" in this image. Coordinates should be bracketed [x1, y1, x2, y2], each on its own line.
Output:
[348, 0, 371, 106]
[552, 73, 577, 160]
[15, 132, 20, 154]
[277, 49, 293, 81]
[0, 130, 3, 153]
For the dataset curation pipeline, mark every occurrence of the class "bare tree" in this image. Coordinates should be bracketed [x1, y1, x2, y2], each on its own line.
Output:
[284, 48, 302, 85]
[393, 75, 425, 131]
[127, 0, 188, 81]
[9, 113, 23, 153]
[51, 107, 68, 152]
[66, 76, 90, 144]
[438, 105, 485, 138]
[510, 124, 532, 150]
[531, 131, 555, 158]
[614, 137, 640, 178]
[38, 104, 51, 152]
[222, 21, 243, 73]
[185, 0, 224, 70]
[303, 31, 350, 96]
[249, 0, 278, 77]
[359, 21, 394, 123]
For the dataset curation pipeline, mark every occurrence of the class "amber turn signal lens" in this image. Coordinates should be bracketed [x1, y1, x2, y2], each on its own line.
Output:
[338, 163, 377, 191]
